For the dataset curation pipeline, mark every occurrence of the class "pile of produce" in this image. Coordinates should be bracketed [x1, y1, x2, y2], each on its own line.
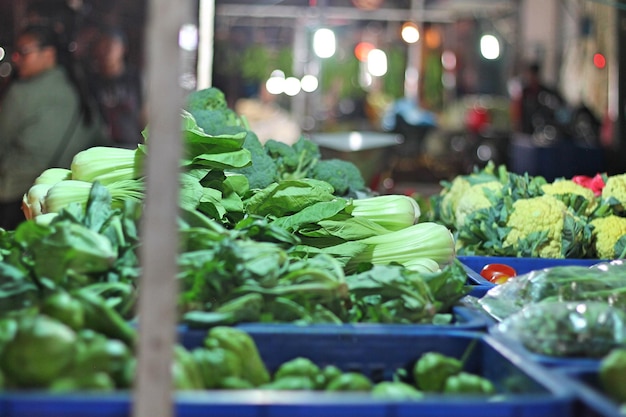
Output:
[0, 87, 470, 333]
[429, 162, 626, 259]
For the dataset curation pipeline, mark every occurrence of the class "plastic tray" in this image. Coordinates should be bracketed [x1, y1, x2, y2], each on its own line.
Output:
[555, 367, 624, 417]
[1, 331, 575, 417]
[459, 256, 605, 286]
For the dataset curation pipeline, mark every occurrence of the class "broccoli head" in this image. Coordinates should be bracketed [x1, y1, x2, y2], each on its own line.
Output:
[308, 158, 366, 196]
[186, 87, 229, 111]
[188, 108, 244, 136]
[230, 132, 278, 190]
[186, 87, 243, 135]
[263, 137, 321, 181]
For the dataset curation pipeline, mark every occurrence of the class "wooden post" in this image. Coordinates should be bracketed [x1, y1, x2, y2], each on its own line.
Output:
[131, 0, 190, 416]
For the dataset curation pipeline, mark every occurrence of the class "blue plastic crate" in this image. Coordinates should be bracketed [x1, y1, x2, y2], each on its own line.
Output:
[184, 304, 493, 336]
[555, 367, 623, 417]
[1, 330, 575, 417]
[459, 256, 605, 286]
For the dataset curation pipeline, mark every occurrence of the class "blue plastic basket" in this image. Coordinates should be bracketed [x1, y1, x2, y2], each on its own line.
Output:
[460, 256, 606, 286]
[2, 331, 576, 417]
[182, 304, 493, 335]
[555, 367, 623, 417]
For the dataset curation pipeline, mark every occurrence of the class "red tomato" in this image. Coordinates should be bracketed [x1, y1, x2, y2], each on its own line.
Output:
[480, 263, 517, 284]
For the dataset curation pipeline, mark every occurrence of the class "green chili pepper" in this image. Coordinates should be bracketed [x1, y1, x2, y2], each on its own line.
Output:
[413, 352, 462, 392]
[371, 381, 424, 400]
[326, 372, 373, 391]
[443, 372, 495, 395]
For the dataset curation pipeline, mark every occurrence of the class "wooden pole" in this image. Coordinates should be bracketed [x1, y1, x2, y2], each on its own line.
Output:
[132, 0, 189, 416]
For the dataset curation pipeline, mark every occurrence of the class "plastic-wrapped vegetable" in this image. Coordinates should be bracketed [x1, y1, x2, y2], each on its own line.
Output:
[479, 262, 626, 321]
[490, 301, 626, 358]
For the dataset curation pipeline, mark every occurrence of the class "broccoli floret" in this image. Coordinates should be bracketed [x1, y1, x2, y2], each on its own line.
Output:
[263, 137, 321, 181]
[188, 108, 244, 136]
[231, 132, 278, 189]
[186, 87, 243, 135]
[186, 87, 229, 111]
[264, 139, 299, 168]
[309, 158, 366, 196]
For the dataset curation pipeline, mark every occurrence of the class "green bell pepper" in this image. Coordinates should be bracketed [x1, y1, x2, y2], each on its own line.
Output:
[261, 376, 316, 390]
[443, 372, 495, 395]
[371, 381, 424, 400]
[599, 348, 626, 402]
[326, 372, 373, 391]
[413, 352, 462, 392]
[0, 314, 77, 388]
[192, 346, 243, 389]
[274, 357, 320, 382]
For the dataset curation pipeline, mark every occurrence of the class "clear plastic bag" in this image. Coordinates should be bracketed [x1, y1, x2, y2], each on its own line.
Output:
[490, 300, 626, 358]
[478, 261, 626, 321]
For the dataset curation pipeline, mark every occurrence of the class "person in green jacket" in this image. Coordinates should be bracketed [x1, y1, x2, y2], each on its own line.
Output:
[0, 24, 104, 230]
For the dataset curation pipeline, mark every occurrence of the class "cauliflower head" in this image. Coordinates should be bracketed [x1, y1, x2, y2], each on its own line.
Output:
[542, 179, 598, 215]
[454, 181, 503, 230]
[435, 176, 470, 227]
[503, 194, 568, 258]
[590, 215, 626, 259]
[602, 173, 626, 213]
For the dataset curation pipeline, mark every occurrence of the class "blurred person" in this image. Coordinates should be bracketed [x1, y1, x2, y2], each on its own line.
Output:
[88, 26, 145, 148]
[512, 62, 565, 135]
[0, 24, 104, 230]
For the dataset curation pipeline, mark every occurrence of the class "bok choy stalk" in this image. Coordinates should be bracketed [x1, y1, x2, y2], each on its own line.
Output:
[346, 195, 421, 231]
[70, 146, 143, 185]
[34, 168, 72, 185]
[43, 179, 144, 215]
[344, 222, 456, 273]
[22, 169, 72, 220]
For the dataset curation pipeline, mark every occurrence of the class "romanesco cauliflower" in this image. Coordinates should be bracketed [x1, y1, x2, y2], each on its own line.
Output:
[590, 215, 626, 259]
[454, 181, 503, 230]
[542, 179, 597, 215]
[602, 173, 626, 213]
[503, 194, 569, 258]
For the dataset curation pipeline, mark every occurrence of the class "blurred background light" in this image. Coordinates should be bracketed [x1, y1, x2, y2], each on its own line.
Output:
[480, 34, 500, 60]
[313, 28, 336, 58]
[401, 22, 420, 44]
[284, 76, 302, 96]
[367, 48, 387, 76]
[300, 74, 319, 92]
